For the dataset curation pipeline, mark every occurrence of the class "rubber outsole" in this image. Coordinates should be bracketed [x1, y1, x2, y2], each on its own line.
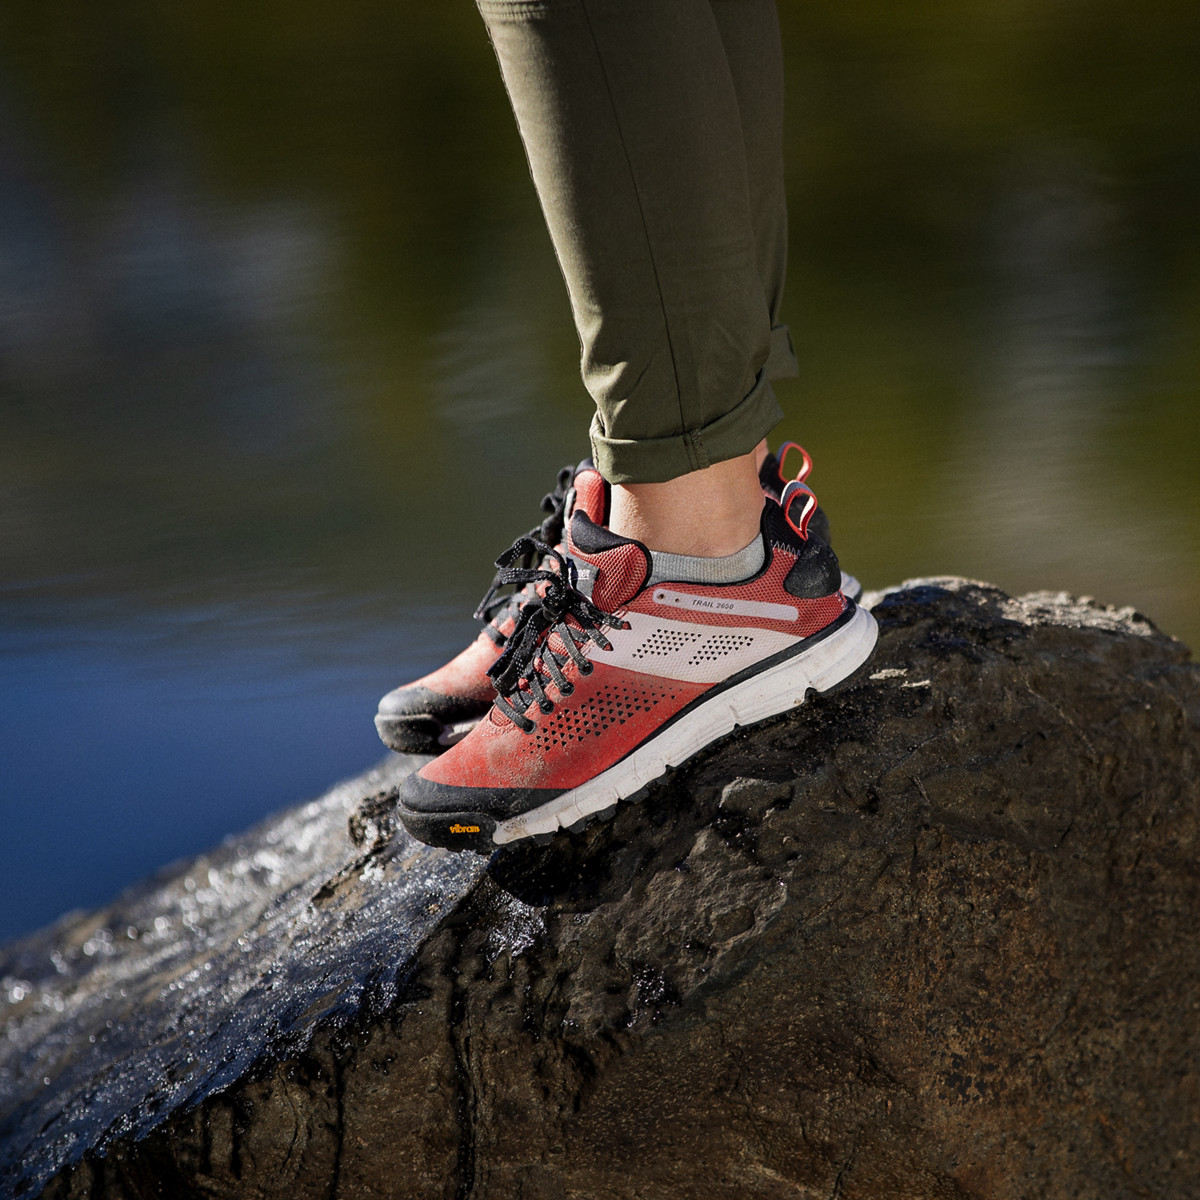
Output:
[396, 603, 878, 853]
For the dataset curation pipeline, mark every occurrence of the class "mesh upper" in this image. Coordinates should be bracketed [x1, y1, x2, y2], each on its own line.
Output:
[525, 677, 683, 754]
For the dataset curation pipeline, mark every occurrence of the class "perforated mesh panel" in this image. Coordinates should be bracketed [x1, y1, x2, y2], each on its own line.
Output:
[632, 628, 703, 660]
[688, 633, 756, 665]
[528, 681, 681, 752]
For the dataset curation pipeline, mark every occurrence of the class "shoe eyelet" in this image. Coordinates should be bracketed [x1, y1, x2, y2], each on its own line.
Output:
[559, 683, 574, 697]
[539, 700, 554, 714]
[580, 663, 594, 676]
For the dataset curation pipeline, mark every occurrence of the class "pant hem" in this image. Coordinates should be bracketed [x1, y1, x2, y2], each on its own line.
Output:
[589, 372, 783, 485]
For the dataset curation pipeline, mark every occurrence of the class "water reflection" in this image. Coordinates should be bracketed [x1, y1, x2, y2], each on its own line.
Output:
[1, 0, 1198, 942]
[961, 150, 1136, 578]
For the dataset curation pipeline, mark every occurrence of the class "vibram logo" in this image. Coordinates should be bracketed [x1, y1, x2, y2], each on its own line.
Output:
[449, 823, 481, 834]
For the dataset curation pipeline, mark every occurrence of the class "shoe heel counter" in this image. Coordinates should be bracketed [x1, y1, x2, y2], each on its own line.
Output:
[807, 504, 832, 549]
[784, 534, 843, 599]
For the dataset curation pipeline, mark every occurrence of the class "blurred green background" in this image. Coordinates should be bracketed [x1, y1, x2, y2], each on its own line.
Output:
[1, 0, 1197, 940]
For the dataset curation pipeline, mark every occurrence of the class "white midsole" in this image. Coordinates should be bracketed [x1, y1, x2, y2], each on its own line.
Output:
[491, 604, 878, 845]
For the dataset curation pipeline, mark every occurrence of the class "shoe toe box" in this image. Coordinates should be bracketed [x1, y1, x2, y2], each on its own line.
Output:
[376, 683, 453, 720]
[374, 686, 492, 754]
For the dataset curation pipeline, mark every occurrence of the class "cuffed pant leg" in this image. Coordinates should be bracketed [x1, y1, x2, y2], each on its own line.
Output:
[477, 0, 783, 484]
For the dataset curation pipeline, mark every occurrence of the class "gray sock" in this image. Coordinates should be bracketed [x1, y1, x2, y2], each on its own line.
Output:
[647, 535, 765, 589]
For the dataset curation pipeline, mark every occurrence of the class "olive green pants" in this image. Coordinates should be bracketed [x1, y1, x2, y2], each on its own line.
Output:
[476, 0, 794, 484]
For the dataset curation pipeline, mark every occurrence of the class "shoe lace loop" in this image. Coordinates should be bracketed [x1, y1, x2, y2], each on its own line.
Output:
[482, 537, 624, 733]
[473, 464, 577, 627]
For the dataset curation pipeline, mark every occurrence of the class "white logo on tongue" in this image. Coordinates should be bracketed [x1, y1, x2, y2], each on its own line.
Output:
[569, 555, 597, 599]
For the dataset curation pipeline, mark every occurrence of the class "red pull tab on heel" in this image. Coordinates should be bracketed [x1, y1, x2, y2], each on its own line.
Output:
[779, 479, 818, 540]
[776, 441, 813, 485]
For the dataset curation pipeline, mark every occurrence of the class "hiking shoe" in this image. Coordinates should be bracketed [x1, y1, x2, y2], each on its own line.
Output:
[375, 444, 862, 754]
[395, 486, 878, 851]
[373, 462, 607, 754]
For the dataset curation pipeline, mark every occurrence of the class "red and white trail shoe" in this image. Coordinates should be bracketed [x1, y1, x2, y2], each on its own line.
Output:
[395, 488, 878, 852]
[375, 444, 862, 755]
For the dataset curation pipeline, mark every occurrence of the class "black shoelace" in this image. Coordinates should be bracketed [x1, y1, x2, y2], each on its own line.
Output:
[473, 464, 578, 629]
[478, 538, 625, 733]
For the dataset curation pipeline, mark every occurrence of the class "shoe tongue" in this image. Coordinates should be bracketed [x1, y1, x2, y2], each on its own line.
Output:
[566, 511, 651, 611]
[570, 463, 609, 525]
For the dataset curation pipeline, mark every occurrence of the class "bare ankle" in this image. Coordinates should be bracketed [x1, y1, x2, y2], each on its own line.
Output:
[608, 451, 764, 557]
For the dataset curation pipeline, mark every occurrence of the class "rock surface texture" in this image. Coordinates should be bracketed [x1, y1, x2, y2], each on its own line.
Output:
[2, 579, 1199, 1199]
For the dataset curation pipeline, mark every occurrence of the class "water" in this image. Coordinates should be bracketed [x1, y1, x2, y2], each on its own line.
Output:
[0, 598, 459, 941]
[2, 1, 1198, 943]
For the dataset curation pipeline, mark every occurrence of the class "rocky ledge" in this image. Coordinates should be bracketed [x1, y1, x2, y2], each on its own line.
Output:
[2, 579, 1198, 1200]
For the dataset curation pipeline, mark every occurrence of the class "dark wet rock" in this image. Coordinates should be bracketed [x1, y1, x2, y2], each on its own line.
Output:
[3, 578, 1198, 1199]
